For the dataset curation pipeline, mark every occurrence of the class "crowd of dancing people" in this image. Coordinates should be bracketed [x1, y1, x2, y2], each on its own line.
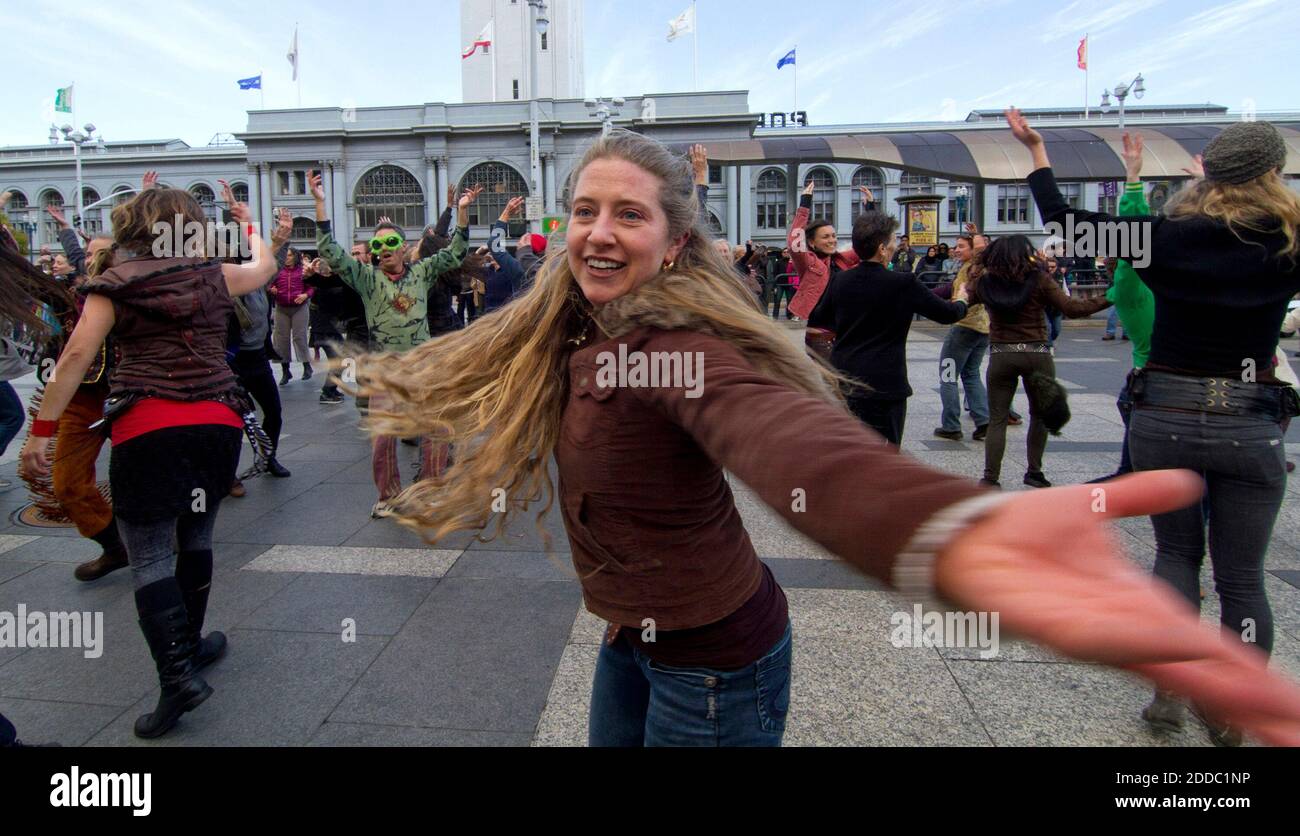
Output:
[2, 110, 1300, 749]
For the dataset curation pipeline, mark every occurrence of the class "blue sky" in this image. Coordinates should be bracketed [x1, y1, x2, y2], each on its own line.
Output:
[2, 0, 1297, 147]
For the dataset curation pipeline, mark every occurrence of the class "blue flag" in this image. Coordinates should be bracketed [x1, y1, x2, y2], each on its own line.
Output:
[237, 75, 262, 90]
[777, 48, 796, 70]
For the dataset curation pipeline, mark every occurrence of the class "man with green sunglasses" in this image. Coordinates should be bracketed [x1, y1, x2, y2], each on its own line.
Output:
[369, 232, 405, 254]
[311, 170, 479, 516]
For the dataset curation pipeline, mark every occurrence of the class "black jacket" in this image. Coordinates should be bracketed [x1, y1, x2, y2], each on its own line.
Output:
[812, 261, 967, 399]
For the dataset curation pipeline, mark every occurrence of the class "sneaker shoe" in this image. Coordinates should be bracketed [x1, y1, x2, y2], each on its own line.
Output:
[1007, 414, 1023, 426]
[267, 458, 291, 478]
[1023, 471, 1052, 489]
[319, 390, 344, 405]
[932, 428, 963, 441]
[371, 501, 393, 519]
[972, 424, 988, 441]
[302, 363, 313, 381]
[978, 478, 1001, 489]
[279, 368, 292, 386]
[1101, 334, 1116, 341]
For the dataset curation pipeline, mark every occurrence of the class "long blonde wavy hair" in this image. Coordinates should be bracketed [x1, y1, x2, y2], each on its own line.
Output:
[352, 129, 845, 546]
[1165, 168, 1300, 264]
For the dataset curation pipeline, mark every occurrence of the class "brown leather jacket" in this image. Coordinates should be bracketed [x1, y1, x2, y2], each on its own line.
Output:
[81, 257, 238, 403]
[556, 321, 986, 630]
[969, 270, 1110, 343]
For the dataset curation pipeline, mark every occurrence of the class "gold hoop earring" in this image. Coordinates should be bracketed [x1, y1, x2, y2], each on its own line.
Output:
[662, 259, 675, 271]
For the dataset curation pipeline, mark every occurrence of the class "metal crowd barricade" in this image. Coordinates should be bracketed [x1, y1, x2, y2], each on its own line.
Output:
[1064, 268, 1112, 300]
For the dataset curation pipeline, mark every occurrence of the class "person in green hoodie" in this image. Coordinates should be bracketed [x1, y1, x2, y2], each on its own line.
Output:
[1092, 132, 1157, 481]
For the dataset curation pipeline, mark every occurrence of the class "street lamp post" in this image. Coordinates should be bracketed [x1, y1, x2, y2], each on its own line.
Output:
[526, 0, 549, 234]
[1099, 73, 1145, 129]
[955, 185, 968, 230]
[584, 97, 625, 136]
[58, 121, 103, 232]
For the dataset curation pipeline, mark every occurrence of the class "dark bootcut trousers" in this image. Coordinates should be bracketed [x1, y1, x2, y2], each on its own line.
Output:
[587, 621, 792, 747]
[230, 348, 283, 449]
[846, 394, 907, 446]
[1129, 408, 1284, 655]
[983, 351, 1055, 482]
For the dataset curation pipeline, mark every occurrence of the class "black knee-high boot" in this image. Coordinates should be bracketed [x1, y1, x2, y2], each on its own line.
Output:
[176, 550, 226, 671]
[133, 578, 212, 739]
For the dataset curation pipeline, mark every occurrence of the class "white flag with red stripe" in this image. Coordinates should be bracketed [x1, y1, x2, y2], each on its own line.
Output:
[463, 20, 494, 59]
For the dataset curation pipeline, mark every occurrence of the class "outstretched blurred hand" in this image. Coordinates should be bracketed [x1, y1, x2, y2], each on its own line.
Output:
[936, 470, 1300, 746]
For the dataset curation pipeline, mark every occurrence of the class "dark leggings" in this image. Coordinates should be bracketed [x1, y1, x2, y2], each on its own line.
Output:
[116, 507, 220, 589]
[772, 285, 796, 318]
[230, 348, 282, 449]
[984, 351, 1055, 482]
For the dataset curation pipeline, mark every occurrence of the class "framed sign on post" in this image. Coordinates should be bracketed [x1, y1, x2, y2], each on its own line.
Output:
[896, 193, 943, 248]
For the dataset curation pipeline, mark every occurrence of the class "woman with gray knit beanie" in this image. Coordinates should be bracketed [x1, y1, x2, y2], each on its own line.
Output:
[1008, 109, 1300, 746]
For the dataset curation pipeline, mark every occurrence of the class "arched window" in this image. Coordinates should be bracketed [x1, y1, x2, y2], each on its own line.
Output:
[4, 190, 28, 210]
[460, 162, 529, 237]
[354, 165, 425, 232]
[40, 189, 64, 245]
[707, 210, 725, 237]
[112, 184, 134, 206]
[81, 187, 103, 235]
[806, 167, 836, 226]
[755, 168, 788, 230]
[851, 167, 884, 218]
[230, 182, 249, 205]
[190, 184, 218, 222]
[291, 217, 316, 241]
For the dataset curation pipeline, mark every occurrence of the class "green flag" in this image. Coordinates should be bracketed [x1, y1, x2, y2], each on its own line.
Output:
[55, 85, 73, 113]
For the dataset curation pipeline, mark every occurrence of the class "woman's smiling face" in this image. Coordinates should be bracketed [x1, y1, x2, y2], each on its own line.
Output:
[566, 158, 687, 306]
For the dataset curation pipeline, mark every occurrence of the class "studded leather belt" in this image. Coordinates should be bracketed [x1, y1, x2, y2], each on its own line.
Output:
[1130, 368, 1300, 422]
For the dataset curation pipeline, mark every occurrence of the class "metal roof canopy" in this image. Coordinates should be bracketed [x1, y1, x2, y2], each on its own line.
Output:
[670, 123, 1300, 183]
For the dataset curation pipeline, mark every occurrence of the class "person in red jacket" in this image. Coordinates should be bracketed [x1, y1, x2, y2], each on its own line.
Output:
[786, 182, 872, 320]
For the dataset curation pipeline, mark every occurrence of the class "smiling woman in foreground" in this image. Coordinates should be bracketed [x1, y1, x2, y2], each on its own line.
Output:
[347, 129, 1300, 747]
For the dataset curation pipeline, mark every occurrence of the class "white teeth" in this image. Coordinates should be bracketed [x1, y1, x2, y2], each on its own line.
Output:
[587, 258, 624, 270]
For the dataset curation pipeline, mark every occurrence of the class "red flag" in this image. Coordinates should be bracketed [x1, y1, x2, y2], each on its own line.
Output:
[1077, 36, 1088, 70]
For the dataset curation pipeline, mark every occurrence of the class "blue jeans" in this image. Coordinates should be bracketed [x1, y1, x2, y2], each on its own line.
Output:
[588, 620, 792, 747]
[939, 326, 990, 431]
[0, 382, 23, 457]
[1105, 307, 1120, 337]
[1046, 310, 1063, 343]
[1128, 408, 1284, 655]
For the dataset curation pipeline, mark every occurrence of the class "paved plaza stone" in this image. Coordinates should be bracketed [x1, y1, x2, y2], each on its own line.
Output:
[2, 318, 1299, 747]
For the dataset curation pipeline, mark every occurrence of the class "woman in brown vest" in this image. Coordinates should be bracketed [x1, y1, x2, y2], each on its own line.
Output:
[21, 187, 278, 738]
[350, 131, 1299, 746]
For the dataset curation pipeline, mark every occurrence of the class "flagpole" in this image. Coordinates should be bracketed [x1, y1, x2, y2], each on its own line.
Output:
[793, 46, 797, 116]
[492, 14, 498, 102]
[692, 0, 698, 91]
[260, 68, 265, 110]
[1083, 33, 1089, 120]
[296, 23, 302, 108]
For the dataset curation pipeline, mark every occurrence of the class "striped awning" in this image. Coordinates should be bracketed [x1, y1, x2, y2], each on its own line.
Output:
[671, 122, 1300, 182]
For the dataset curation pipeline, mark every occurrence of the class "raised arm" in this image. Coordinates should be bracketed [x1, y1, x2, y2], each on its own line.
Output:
[689, 144, 710, 227]
[307, 169, 374, 299]
[52, 213, 87, 276]
[1005, 107, 1157, 261]
[219, 186, 277, 297]
[1107, 133, 1156, 318]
